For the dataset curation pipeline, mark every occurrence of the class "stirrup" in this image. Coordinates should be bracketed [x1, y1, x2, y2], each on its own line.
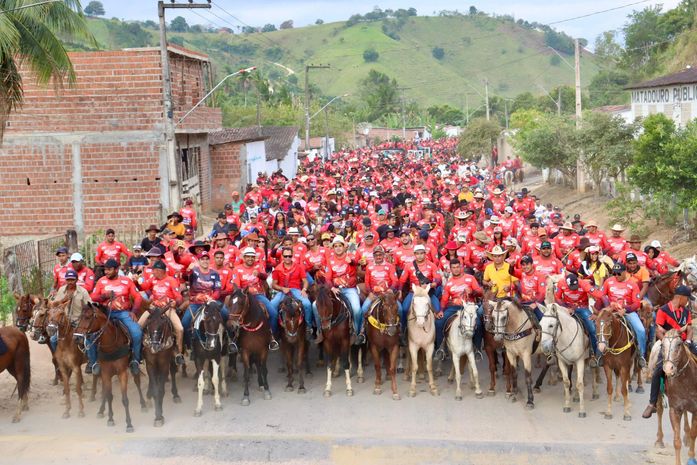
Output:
[91, 362, 101, 376]
[589, 356, 598, 368]
[596, 355, 604, 367]
[638, 356, 647, 368]
[269, 339, 280, 351]
[305, 327, 313, 342]
[474, 350, 483, 362]
[175, 353, 185, 366]
[228, 341, 238, 354]
[355, 333, 366, 345]
[129, 360, 141, 376]
[434, 347, 446, 361]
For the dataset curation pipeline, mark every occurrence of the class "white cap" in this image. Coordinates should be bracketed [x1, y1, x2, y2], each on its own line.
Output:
[332, 235, 346, 245]
[70, 252, 84, 262]
[504, 206, 514, 213]
[242, 247, 257, 256]
[414, 244, 426, 253]
[288, 227, 300, 235]
[456, 233, 468, 242]
[505, 237, 518, 247]
[650, 240, 662, 248]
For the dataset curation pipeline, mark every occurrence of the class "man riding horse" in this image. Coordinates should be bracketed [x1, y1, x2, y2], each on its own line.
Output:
[357, 245, 401, 344]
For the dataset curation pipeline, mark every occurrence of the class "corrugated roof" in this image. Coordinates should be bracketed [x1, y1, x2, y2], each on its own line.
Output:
[592, 105, 631, 113]
[625, 67, 697, 89]
[209, 126, 299, 161]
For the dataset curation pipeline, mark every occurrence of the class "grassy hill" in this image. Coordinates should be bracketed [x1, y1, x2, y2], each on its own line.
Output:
[79, 14, 601, 109]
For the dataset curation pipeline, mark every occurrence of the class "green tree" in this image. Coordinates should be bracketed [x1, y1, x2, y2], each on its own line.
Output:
[432, 47, 445, 60]
[84, 0, 104, 16]
[0, 0, 94, 141]
[279, 20, 293, 29]
[170, 16, 189, 32]
[358, 69, 399, 121]
[588, 70, 630, 107]
[363, 48, 379, 62]
[261, 23, 277, 32]
[457, 117, 501, 161]
[622, 6, 667, 71]
[427, 104, 463, 125]
[593, 31, 622, 65]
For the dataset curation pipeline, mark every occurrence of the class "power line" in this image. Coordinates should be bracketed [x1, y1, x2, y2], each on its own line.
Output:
[547, 0, 652, 25]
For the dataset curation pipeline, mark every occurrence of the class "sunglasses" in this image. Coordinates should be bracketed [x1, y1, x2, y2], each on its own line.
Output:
[307, 237, 316, 241]
[283, 255, 293, 258]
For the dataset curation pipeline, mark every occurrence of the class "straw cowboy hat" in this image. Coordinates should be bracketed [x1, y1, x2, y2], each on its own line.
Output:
[473, 231, 491, 243]
[585, 219, 598, 228]
[611, 223, 625, 232]
[559, 221, 574, 230]
[486, 245, 507, 259]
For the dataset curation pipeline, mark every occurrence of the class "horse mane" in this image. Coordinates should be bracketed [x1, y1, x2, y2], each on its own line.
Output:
[316, 284, 333, 310]
[649, 270, 678, 286]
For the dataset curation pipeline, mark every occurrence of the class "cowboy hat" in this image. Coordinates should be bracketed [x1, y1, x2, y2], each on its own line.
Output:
[628, 234, 642, 243]
[489, 216, 501, 225]
[492, 188, 503, 195]
[504, 237, 518, 247]
[445, 241, 459, 251]
[577, 237, 591, 249]
[455, 211, 470, 220]
[584, 219, 598, 228]
[188, 241, 210, 254]
[242, 247, 257, 256]
[473, 231, 491, 243]
[611, 223, 625, 232]
[559, 221, 574, 230]
[145, 224, 160, 233]
[332, 235, 346, 245]
[487, 245, 507, 257]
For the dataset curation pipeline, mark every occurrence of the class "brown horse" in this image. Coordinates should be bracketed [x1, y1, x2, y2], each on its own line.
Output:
[595, 308, 635, 421]
[365, 291, 401, 400]
[228, 289, 272, 405]
[29, 298, 62, 386]
[13, 293, 37, 332]
[315, 284, 353, 397]
[661, 330, 697, 465]
[73, 302, 146, 432]
[648, 272, 683, 307]
[46, 305, 87, 418]
[142, 305, 181, 426]
[629, 302, 653, 394]
[0, 327, 31, 423]
[482, 298, 512, 396]
[278, 295, 308, 394]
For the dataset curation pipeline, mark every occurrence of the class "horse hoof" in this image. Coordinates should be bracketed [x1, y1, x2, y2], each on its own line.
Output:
[154, 419, 164, 427]
[11, 417, 20, 424]
[78, 411, 85, 418]
[356, 376, 365, 384]
[578, 412, 587, 418]
[107, 419, 115, 427]
[533, 387, 541, 394]
[215, 404, 223, 411]
[323, 390, 332, 398]
[623, 415, 632, 421]
[475, 392, 484, 399]
[173, 396, 182, 404]
[563, 407, 571, 413]
[635, 386, 645, 394]
[141, 406, 148, 413]
[97, 412, 104, 419]
[488, 390, 495, 397]
[346, 389, 354, 397]
[604, 414, 613, 420]
[126, 426, 134, 433]
[241, 397, 250, 406]
[62, 412, 70, 419]
[397, 367, 404, 374]
[505, 392, 513, 400]
[592, 393, 600, 400]
[285, 386, 294, 392]
[298, 387, 306, 394]
[409, 390, 416, 398]
[373, 388, 382, 395]
[264, 391, 272, 401]
[655, 441, 664, 448]
[525, 402, 535, 410]
[194, 410, 202, 417]
[430, 388, 439, 397]
[393, 393, 401, 401]
[455, 395, 463, 401]
[628, 385, 633, 393]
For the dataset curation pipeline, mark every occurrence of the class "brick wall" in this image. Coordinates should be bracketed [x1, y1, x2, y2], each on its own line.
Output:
[210, 141, 243, 211]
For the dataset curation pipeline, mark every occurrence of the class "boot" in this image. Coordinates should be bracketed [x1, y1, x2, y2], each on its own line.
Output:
[315, 327, 324, 345]
[226, 328, 238, 354]
[85, 363, 93, 375]
[638, 355, 647, 368]
[434, 340, 447, 361]
[92, 362, 101, 376]
[589, 354, 598, 368]
[642, 403, 657, 419]
[596, 354, 604, 367]
[355, 326, 366, 345]
[175, 331, 185, 365]
[305, 327, 313, 342]
[175, 353, 185, 365]
[269, 335, 280, 351]
[129, 360, 141, 376]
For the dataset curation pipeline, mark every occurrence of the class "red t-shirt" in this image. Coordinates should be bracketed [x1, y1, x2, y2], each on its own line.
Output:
[272, 263, 307, 290]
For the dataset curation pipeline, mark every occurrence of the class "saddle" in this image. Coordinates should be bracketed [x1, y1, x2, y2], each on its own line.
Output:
[97, 320, 132, 362]
[443, 311, 461, 338]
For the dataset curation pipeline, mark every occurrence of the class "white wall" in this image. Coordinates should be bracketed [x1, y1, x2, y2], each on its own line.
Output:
[245, 140, 266, 185]
[630, 83, 697, 128]
[278, 135, 300, 179]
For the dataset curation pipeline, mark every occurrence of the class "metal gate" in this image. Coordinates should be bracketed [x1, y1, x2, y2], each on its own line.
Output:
[178, 145, 201, 207]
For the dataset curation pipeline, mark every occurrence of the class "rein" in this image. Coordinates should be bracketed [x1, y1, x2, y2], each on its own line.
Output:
[541, 310, 582, 358]
[665, 335, 697, 378]
[494, 301, 533, 341]
[598, 314, 633, 355]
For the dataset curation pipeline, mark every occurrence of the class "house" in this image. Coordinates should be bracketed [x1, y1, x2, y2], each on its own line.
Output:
[626, 66, 697, 127]
[208, 126, 300, 209]
[0, 45, 222, 236]
[592, 105, 633, 125]
[355, 126, 431, 147]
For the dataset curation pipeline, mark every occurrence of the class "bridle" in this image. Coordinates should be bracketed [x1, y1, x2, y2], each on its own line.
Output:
[492, 299, 531, 341]
[74, 304, 110, 355]
[663, 333, 694, 378]
[145, 307, 172, 353]
[46, 308, 72, 343]
[540, 305, 581, 360]
[369, 295, 400, 336]
[597, 311, 633, 355]
[229, 291, 264, 332]
[408, 294, 433, 331]
[279, 298, 303, 338]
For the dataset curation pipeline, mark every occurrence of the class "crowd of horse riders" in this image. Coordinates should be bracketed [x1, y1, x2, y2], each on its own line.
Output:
[8, 137, 697, 434]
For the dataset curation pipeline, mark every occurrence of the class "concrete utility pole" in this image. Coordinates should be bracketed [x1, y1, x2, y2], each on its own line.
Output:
[399, 87, 407, 139]
[574, 38, 586, 192]
[304, 64, 330, 151]
[484, 78, 490, 121]
[158, 0, 211, 213]
[323, 107, 330, 159]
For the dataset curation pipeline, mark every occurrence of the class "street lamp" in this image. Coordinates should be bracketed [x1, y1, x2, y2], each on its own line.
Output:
[176, 66, 257, 125]
[309, 93, 349, 159]
[310, 93, 349, 121]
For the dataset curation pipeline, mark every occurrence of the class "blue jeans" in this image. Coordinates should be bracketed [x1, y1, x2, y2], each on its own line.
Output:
[401, 290, 441, 333]
[182, 302, 230, 345]
[50, 334, 57, 352]
[253, 294, 277, 335]
[305, 272, 315, 285]
[435, 306, 461, 348]
[110, 311, 143, 362]
[311, 288, 361, 333]
[625, 311, 647, 359]
[360, 294, 403, 332]
[271, 289, 313, 329]
[575, 307, 599, 355]
[474, 306, 483, 350]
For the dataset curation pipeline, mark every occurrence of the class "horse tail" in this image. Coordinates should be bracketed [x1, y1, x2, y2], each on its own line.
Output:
[16, 333, 30, 400]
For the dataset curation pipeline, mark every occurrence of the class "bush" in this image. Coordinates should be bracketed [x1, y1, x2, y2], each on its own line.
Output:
[0, 276, 17, 325]
[550, 55, 561, 66]
[432, 47, 445, 60]
[363, 48, 379, 62]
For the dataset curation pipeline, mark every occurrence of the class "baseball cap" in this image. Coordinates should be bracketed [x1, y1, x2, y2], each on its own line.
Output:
[133, 244, 143, 250]
[566, 274, 579, 290]
[104, 258, 119, 269]
[675, 285, 695, 300]
[65, 270, 78, 280]
[152, 261, 167, 271]
[612, 262, 626, 273]
[540, 241, 552, 249]
[650, 240, 662, 248]
[414, 244, 426, 253]
[625, 252, 638, 262]
[146, 247, 164, 257]
[520, 255, 534, 264]
[70, 252, 84, 262]
[55, 246, 69, 256]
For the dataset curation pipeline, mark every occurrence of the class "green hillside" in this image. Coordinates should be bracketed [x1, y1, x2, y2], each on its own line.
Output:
[80, 14, 601, 109]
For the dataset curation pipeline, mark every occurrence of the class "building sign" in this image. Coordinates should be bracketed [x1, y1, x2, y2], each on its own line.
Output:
[631, 84, 697, 104]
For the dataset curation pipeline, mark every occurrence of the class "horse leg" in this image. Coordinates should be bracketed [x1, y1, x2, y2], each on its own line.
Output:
[486, 346, 496, 395]
[297, 342, 306, 394]
[614, 372, 621, 402]
[686, 413, 697, 464]
[219, 353, 228, 398]
[103, 373, 116, 427]
[90, 373, 98, 402]
[170, 360, 181, 403]
[685, 413, 692, 447]
[670, 408, 684, 465]
[75, 367, 85, 418]
[591, 366, 600, 400]
[604, 366, 614, 419]
[120, 370, 133, 433]
[60, 365, 72, 419]
[284, 347, 294, 392]
[468, 351, 483, 398]
[389, 345, 400, 400]
[621, 366, 631, 421]
[454, 353, 463, 401]
[425, 344, 439, 396]
[133, 372, 147, 411]
[357, 345, 364, 383]
[241, 353, 251, 406]
[534, 360, 549, 393]
[211, 359, 222, 411]
[505, 352, 517, 401]
[635, 360, 645, 394]
[261, 352, 271, 400]
[524, 353, 534, 410]
[371, 343, 382, 395]
[195, 360, 206, 415]
[323, 348, 333, 397]
[656, 394, 665, 448]
[343, 350, 353, 397]
[576, 360, 586, 418]
[408, 345, 418, 397]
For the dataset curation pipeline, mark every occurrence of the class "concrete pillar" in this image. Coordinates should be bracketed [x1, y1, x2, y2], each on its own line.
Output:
[71, 143, 84, 235]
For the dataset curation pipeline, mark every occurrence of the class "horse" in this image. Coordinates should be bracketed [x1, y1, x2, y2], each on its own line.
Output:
[365, 290, 401, 400]
[445, 302, 483, 400]
[73, 302, 147, 432]
[646, 256, 697, 308]
[661, 329, 697, 465]
[482, 296, 512, 396]
[46, 304, 87, 418]
[278, 295, 308, 394]
[29, 298, 62, 386]
[0, 327, 30, 423]
[539, 303, 599, 418]
[629, 301, 654, 394]
[490, 298, 539, 409]
[142, 305, 181, 427]
[228, 289, 272, 405]
[13, 293, 37, 332]
[406, 284, 439, 397]
[314, 284, 353, 397]
[190, 301, 227, 415]
[595, 308, 635, 421]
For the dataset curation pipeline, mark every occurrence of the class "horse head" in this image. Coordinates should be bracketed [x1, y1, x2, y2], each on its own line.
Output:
[46, 304, 70, 339]
[279, 296, 303, 339]
[315, 285, 335, 332]
[201, 301, 223, 351]
[538, 303, 560, 355]
[145, 305, 170, 353]
[228, 289, 249, 329]
[377, 290, 400, 337]
[73, 302, 107, 346]
[29, 298, 50, 342]
[459, 303, 478, 338]
[411, 283, 432, 328]
[662, 329, 686, 378]
[679, 256, 697, 290]
[14, 293, 38, 332]
[491, 299, 514, 342]
[594, 308, 617, 355]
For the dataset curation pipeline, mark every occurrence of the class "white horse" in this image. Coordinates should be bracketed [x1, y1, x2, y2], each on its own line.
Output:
[539, 302, 600, 418]
[406, 284, 438, 397]
[446, 303, 483, 400]
[678, 255, 697, 289]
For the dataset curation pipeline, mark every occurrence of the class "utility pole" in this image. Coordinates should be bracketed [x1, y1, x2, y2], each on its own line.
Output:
[324, 107, 330, 160]
[399, 87, 407, 140]
[158, 0, 211, 214]
[465, 93, 469, 125]
[574, 38, 586, 192]
[558, 87, 562, 116]
[504, 100, 509, 129]
[484, 78, 490, 121]
[304, 64, 330, 152]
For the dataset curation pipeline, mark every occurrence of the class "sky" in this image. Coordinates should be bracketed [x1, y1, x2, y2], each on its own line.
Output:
[97, 0, 682, 45]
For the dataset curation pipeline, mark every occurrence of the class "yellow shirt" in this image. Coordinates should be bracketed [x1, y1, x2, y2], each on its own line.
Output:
[458, 191, 474, 203]
[483, 262, 518, 298]
[166, 221, 186, 237]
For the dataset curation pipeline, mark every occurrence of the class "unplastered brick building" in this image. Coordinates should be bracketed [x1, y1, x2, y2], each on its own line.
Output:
[0, 45, 222, 236]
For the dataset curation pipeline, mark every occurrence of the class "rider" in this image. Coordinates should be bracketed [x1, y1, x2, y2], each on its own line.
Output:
[399, 244, 442, 333]
[48, 269, 92, 360]
[94, 229, 132, 269]
[137, 260, 185, 365]
[359, 245, 400, 344]
[70, 252, 96, 293]
[554, 273, 601, 367]
[642, 285, 696, 419]
[600, 262, 647, 367]
[270, 247, 312, 340]
[436, 259, 483, 359]
[324, 235, 362, 344]
[90, 258, 143, 376]
[51, 246, 72, 296]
